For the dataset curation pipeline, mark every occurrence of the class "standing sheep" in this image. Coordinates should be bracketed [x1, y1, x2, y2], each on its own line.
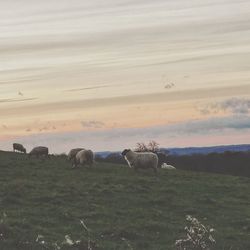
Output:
[68, 148, 84, 165]
[13, 143, 26, 153]
[29, 146, 49, 158]
[74, 149, 94, 168]
[121, 149, 158, 173]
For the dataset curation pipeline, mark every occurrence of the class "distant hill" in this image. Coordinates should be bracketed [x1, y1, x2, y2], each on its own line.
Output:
[162, 144, 250, 155]
[95, 151, 121, 158]
[96, 144, 250, 157]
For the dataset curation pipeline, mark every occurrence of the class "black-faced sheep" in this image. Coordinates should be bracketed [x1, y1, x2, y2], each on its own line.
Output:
[74, 149, 94, 168]
[13, 143, 26, 153]
[121, 149, 158, 173]
[29, 146, 49, 158]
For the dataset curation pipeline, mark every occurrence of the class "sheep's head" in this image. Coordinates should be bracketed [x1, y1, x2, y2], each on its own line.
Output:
[23, 148, 27, 154]
[121, 149, 131, 156]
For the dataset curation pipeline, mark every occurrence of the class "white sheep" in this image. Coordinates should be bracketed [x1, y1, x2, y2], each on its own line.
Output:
[67, 148, 84, 167]
[74, 149, 94, 168]
[121, 149, 158, 173]
[68, 148, 85, 161]
[161, 163, 176, 170]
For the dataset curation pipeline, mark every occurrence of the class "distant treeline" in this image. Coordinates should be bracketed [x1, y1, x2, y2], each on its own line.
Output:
[96, 151, 250, 177]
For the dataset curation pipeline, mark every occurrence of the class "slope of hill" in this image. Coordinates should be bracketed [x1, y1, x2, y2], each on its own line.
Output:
[0, 151, 249, 250]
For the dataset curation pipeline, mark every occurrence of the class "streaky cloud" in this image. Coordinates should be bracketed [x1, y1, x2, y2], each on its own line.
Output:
[81, 120, 105, 128]
[0, 97, 38, 104]
[1, 114, 250, 153]
[65, 84, 113, 92]
[199, 97, 250, 115]
[1, 84, 250, 117]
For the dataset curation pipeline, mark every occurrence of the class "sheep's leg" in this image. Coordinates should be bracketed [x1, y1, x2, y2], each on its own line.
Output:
[80, 161, 85, 168]
[76, 160, 81, 168]
[72, 158, 77, 169]
[73, 163, 79, 169]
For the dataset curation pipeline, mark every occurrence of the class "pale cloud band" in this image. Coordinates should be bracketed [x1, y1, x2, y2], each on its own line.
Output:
[199, 97, 250, 115]
[1, 114, 250, 153]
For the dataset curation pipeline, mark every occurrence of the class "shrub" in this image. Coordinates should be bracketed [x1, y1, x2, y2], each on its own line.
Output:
[175, 215, 216, 250]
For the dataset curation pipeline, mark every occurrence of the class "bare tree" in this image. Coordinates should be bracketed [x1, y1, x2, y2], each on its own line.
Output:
[148, 140, 160, 153]
[135, 142, 148, 152]
[135, 141, 160, 153]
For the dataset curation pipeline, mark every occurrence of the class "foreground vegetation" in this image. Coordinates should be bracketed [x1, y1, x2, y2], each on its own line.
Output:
[0, 151, 249, 249]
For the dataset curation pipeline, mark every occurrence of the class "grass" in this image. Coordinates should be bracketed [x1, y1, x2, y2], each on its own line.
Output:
[0, 151, 249, 249]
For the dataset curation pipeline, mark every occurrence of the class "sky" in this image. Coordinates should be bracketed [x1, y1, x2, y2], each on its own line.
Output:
[1, 0, 250, 153]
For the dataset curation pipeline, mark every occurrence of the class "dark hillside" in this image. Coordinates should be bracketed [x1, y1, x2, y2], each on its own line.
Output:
[0, 151, 249, 249]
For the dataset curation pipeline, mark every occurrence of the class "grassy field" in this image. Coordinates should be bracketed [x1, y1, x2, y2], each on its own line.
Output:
[0, 151, 249, 250]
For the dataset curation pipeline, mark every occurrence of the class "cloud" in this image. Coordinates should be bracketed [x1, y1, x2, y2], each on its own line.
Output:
[0, 98, 38, 104]
[81, 120, 105, 128]
[2, 84, 250, 118]
[220, 98, 250, 114]
[199, 98, 250, 115]
[164, 83, 175, 89]
[1, 114, 250, 153]
[172, 115, 250, 134]
[65, 85, 113, 92]
[37, 123, 58, 132]
[103, 115, 250, 139]
[39, 126, 49, 132]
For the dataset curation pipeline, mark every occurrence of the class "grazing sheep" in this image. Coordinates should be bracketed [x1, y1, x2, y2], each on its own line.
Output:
[13, 143, 26, 153]
[161, 163, 176, 170]
[68, 148, 84, 162]
[74, 149, 94, 168]
[121, 149, 158, 173]
[29, 146, 49, 158]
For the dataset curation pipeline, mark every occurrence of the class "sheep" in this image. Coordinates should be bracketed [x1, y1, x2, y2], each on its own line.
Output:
[121, 149, 158, 173]
[161, 163, 176, 170]
[67, 148, 84, 163]
[29, 146, 49, 158]
[13, 143, 26, 153]
[73, 149, 94, 168]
